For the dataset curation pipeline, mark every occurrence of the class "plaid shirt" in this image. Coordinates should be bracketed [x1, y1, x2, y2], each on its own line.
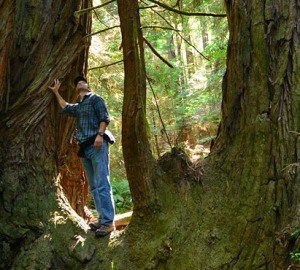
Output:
[61, 92, 110, 144]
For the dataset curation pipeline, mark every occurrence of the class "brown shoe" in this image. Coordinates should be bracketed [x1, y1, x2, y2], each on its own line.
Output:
[95, 224, 114, 237]
[89, 221, 102, 231]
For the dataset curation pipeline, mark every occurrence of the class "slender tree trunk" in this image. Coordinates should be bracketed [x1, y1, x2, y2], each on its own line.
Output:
[182, 16, 195, 76]
[152, 111, 161, 158]
[185, 35, 195, 75]
[167, 35, 176, 60]
[202, 25, 209, 50]
[117, 0, 156, 212]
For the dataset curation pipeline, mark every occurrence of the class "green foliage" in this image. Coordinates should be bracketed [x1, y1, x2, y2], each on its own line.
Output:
[87, 0, 229, 211]
[291, 229, 300, 236]
[199, 135, 216, 144]
[290, 252, 300, 262]
[290, 229, 300, 262]
[140, 0, 228, 151]
[111, 178, 133, 214]
[88, 178, 133, 215]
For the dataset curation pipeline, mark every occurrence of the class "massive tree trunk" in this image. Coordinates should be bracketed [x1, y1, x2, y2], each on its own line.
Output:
[204, 0, 300, 267]
[0, 1, 92, 268]
[112, 0, 300, 268]
[1, 0, 300, 269]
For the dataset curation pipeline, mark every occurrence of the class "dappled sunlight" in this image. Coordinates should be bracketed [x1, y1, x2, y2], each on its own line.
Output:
[188, 144, 211, 162]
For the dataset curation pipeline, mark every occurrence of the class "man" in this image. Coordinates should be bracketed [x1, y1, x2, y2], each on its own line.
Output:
[49, 76, 115, 237]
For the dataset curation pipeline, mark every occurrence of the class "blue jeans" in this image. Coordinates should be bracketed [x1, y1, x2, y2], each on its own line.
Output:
[82, 140, 115, 225]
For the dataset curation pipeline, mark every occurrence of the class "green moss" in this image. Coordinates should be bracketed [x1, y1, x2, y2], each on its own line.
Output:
[11, 234, 53, 270]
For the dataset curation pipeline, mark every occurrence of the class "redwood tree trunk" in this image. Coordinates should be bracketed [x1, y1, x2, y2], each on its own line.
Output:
[0, 1, 92, 268]
[112, 0, 300, 268]
[117, 0, 156, 212]
[205, 0, 300, 268]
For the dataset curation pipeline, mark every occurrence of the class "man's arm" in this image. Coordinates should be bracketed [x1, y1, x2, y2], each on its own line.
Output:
[93, 95, 110, 149]
[48, 79, 67, 109]
[94, 121, 108, 149]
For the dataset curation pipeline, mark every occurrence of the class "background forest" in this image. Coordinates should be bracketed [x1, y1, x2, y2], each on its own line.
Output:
[87, 0, 228, 213]
[1, 0, 299, 268]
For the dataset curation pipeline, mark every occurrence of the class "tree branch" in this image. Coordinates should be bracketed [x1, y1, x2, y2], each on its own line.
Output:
[74, 0, 116, 16]
[141, 25, 180, 32]
[180, 33, 210, 61]
[88, 60, 124, 71]
[143, 38, 174, 68]
[83, 25, 120, 39]
[150, 9, 210, 60]
[139, 5, 158, 10]
[174, 0, 181, 8]
[146, 0, 226, 17]
[289, 130, 300, 135]
[147, 76, 173, 148]
[93, 9, 110, 28]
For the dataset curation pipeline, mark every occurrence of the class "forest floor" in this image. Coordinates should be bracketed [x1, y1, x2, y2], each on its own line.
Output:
[188, 144, 210, 162]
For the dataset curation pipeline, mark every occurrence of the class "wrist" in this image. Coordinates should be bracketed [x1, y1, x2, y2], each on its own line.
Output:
[97, 131, 104, 137]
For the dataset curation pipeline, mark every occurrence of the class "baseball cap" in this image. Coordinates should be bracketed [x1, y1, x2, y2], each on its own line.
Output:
[74, 75, 87, 87]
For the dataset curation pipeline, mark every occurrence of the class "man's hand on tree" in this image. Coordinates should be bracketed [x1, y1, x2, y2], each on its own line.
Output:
[94, 135, 103, 149]
[48, 79, 61, 94]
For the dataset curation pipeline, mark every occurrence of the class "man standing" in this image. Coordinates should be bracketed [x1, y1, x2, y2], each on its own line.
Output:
[49, 76, 115, 237]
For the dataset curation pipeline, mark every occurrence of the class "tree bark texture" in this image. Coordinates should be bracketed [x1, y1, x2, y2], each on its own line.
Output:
[117, 0, 156, 212]
[0, 1, 92, 268]
[109, 0, 300, 268]
[207, 0, 300, 268]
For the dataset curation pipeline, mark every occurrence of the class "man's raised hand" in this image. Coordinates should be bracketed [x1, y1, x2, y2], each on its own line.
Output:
[48, 79, 67, 109]
[48, 79, 61, 94]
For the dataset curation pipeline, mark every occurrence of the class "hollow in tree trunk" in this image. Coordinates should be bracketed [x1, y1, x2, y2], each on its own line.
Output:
[0, 1, 92, 268]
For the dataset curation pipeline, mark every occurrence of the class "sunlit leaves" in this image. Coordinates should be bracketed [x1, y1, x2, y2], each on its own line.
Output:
[87, 0, 228, 211]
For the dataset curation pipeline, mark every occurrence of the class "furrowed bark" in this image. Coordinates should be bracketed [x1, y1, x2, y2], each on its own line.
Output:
[0, 1, 92, 268]
[207, 0, 300, 268]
